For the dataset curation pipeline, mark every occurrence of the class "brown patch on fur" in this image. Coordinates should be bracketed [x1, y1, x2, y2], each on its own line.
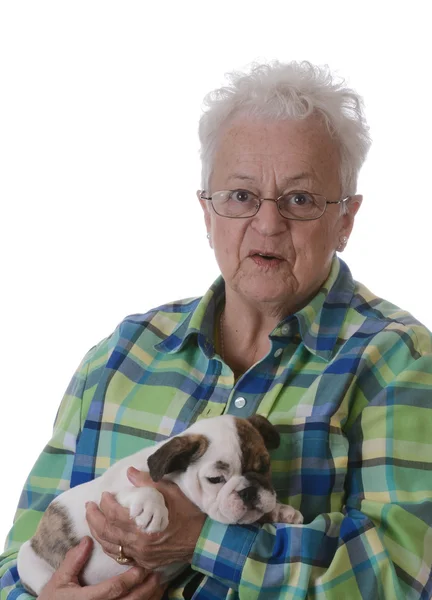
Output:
[234, 418, 274, 477]
[30, 502, 79, 570]
[148, 434, 209, 482]
[247, 415, 280, 450]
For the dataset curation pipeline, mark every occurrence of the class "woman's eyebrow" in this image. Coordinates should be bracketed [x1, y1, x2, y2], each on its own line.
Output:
[226, 173, 256, 184]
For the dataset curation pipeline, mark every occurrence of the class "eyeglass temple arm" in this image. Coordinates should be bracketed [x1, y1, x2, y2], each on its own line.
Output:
[326, 196, 351, 205]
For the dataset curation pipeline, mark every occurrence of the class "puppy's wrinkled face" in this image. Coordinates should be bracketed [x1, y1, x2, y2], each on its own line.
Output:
[148, 415, 279, 524]
[192, 416, 278, 524]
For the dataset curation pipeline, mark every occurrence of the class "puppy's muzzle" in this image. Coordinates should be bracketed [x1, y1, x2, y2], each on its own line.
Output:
[238, 486, 258, 508]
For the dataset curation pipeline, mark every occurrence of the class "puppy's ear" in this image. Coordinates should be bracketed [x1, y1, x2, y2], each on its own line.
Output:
[147, 434, 209, 482]
[247, 415, 280, 450]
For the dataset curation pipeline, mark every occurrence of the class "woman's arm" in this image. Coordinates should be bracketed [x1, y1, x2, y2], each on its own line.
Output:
[191, 354, 432, 598]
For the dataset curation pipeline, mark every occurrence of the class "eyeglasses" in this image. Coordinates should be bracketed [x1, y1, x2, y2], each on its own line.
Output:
[200, 189, 350, 221]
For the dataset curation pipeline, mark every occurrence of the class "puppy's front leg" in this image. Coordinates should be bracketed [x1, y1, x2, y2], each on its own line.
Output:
[116, 487, 169, 534]
[268, 503, 303, 525]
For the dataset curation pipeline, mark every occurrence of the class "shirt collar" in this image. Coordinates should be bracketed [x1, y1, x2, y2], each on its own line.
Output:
[156, 256, 355, 362]
[155, 277, 225, 358]
[291, 257, 355, 361]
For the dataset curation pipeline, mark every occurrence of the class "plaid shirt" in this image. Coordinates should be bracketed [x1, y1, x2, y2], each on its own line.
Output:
[2, 257, 432, 599]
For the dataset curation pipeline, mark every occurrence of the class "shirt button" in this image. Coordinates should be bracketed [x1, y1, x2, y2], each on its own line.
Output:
[281, 324, 290, 335]
[274, 348, 283, 358]
[234, 397, 246, 409]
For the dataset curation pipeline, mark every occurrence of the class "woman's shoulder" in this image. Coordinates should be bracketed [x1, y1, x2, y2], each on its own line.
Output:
[125, 295, 202, 323]
[349, 280, 432, 358]
[121, 295, 202, 340]
[86, 295, 203, 363]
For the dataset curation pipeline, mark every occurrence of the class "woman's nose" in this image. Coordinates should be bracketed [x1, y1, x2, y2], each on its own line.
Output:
[251, 198, 288, 235]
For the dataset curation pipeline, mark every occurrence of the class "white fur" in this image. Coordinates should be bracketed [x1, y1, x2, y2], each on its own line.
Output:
[17, 415, 303, 594]
[16, 541, 55, 595]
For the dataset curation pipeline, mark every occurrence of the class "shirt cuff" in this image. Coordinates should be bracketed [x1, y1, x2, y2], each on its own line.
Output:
[191, 517, 259, 589]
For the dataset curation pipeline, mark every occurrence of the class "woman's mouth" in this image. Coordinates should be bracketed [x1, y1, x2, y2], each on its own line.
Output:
[249, 252, 285, 268]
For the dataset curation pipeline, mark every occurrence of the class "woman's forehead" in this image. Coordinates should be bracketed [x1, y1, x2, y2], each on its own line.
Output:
[217, 115, 337, 159]
[211, 118, 340, 191]
[222, 170, 318, 190]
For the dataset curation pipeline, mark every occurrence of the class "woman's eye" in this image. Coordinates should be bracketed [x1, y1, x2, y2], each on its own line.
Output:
[206, 476, 225, 484]
[288, 192, 313, 205]
[230, 190, 253, 203]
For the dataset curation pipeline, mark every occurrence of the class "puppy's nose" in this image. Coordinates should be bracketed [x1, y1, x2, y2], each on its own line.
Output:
[238, 486, 258, 507]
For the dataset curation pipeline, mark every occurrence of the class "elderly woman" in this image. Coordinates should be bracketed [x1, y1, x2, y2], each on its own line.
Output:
[2, 61, 432, 600]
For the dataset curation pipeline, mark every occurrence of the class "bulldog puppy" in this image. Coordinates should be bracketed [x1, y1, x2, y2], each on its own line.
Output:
[17, 414, 303, 595]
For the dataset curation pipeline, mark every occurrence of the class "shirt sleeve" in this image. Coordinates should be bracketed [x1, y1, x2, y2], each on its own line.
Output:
[0, 348, 95, 599]
[192, 354, 432, 599]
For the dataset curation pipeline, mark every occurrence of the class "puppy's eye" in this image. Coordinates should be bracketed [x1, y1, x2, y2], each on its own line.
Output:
[206, 476, 225, 484]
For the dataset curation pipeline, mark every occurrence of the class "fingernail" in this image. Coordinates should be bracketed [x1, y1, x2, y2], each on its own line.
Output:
[127, 467, 139, 482]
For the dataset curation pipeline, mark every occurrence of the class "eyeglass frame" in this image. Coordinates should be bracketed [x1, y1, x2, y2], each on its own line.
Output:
[199, 189, 352, 221]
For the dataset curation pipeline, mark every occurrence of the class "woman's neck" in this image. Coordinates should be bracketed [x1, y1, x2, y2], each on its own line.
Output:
[217, 275, 326, 376]
[217, 294, 291, 377]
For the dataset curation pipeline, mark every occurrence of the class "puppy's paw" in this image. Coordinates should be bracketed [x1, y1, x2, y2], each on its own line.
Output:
[116, 487, 169, 533]
[270, 503, 304, 525]
[135, 502, 169, 533]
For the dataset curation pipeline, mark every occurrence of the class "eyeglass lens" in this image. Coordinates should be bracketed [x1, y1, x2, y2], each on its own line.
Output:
[211, 190, 326, 220]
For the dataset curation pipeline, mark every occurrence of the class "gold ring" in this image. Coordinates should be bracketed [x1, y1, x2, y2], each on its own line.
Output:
[116, 544, 132, 565]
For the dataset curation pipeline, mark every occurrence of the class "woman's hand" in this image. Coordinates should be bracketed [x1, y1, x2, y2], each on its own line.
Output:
[85, 467, 206, 571]
[37, 537, 166, 599]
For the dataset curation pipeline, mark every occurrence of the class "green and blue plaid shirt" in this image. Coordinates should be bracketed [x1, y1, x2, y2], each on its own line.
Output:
[2, 257, 432, 599]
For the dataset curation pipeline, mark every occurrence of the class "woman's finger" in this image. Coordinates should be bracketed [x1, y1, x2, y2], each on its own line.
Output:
[127, 467, 154, 487]
[86, 503, 141, 566]
[86, 502, 126, 556]
[99, 492, 137, 530]
[86, 501, 124, 539]
[56, 537, 93, 583]
[84, 566, 147, 600]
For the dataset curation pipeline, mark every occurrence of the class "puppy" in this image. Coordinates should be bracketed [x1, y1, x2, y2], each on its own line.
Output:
[17, 414, 303, 595]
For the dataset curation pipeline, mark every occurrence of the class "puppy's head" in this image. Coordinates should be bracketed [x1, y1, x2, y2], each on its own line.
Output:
[147, 414, 280, 524]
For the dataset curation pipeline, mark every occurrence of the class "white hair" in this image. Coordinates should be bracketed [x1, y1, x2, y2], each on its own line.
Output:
[198, 60, 371, 197]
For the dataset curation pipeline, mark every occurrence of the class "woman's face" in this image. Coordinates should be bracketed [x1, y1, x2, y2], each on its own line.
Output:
[199, 115, 361, 312]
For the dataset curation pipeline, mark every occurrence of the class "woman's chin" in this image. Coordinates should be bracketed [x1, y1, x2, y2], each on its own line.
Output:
[239, 281, 295, 306]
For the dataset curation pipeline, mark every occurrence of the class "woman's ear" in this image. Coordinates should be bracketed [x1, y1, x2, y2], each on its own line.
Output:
[348, 194, 363, 215]
[339, 194, 363, 239]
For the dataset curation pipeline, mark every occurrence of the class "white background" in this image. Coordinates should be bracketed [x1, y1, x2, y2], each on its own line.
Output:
[1, 1, 431, 548]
